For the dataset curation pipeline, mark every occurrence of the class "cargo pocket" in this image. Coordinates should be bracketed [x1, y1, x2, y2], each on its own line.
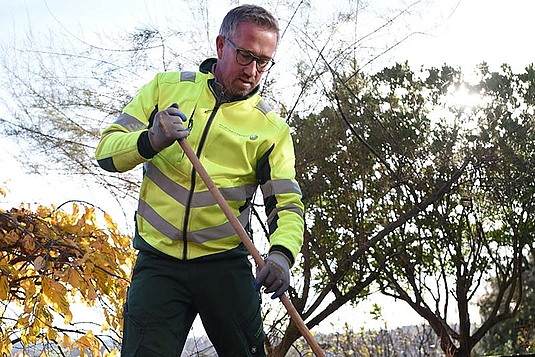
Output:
[240, 304, 266, 357]
[122, 300, 185, 357]
[121, 301, 146, 356]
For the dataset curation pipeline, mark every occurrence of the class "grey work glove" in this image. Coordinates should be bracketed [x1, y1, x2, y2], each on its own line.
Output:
[254, 251, 291, 299]
[148, 103, 189, 152]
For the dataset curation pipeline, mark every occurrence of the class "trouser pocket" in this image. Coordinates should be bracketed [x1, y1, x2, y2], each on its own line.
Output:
[241, 300, 266, 356]
[121, 298, 187, 356]
[121, 301, 147, 356]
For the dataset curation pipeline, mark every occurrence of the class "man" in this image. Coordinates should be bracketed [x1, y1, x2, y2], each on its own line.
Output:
[94, 4, 304, 357]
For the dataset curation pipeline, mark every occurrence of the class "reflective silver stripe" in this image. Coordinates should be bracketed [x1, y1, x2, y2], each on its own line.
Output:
[188, 207, 250, 243]
[190, 186, 257, 207]
[138, 199, 250, 242]
[180, 71, 196, 82]
[146, 163, 189, 205]
[211, 185, 258, 202]
[115, 113, 147, 132]
[256, 99, 273, 115]
[261, 179, 302, 197]
[138, 199, 183, 241]
[267, 203, 304, 224]
[146, 163, 258, 207]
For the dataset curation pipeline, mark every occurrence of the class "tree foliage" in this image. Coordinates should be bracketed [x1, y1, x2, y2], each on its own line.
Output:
[0, 187, 135, 356]
[478, 251, 535, 354]
[283, 61, 535, 356]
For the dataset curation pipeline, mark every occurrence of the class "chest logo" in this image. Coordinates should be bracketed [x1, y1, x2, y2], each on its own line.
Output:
[219, 123, 258, 141]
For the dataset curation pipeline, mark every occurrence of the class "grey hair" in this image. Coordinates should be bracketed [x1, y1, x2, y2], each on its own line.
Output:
[219, 4, 280, 43]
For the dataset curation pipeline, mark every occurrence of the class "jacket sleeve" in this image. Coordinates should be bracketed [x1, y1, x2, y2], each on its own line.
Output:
[257, 123, 304, 265]
[94, 75, 162, 172]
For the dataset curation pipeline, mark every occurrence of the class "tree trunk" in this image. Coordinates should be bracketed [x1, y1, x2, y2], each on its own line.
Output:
[268, 320, 303, 357]
[453, 346, 471, 357]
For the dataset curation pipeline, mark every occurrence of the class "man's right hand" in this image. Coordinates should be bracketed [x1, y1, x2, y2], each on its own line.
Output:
[148, 103, 189, 152]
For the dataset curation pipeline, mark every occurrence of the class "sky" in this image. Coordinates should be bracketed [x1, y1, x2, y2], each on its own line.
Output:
[1, 0, 534, 337]
[399, 0, 534, 72]
[1, 0, 533, 71]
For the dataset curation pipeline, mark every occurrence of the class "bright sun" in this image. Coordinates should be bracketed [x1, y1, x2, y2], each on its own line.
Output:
[446, 83, 484, 110]
[442, 83, 486, 133]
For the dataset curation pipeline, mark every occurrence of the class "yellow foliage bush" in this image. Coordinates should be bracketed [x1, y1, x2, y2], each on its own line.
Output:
[0, 203, 135, 356]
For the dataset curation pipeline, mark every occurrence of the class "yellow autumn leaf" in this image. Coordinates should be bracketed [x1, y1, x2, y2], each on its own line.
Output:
[47, 327, 58, 342]
[64, 310, 73, 324]
[41, 276, 72, 322]
[20, 278, 36, 297]
[0, 260, 10, 272]
[16, 314, 30, 329]
[34, 256, 46, 271]
[56, 295, 71, 321]
[5, 230, 19, 244]
[74, 330, 102, 356]
[104, 212, 117, 230]
[19, 330, 31, 345]
[30, 323, 40, 340]
[0, 332, 13, 355]
[36, 205, 50, 218]
[104, 349, 120, 357]
[22, 234, 36, 251]
[87, 286, 97, 301]
[62, 333, 72, 348]
[42, 276, 67, 296]
[67, 269, 83, 289]
[72, 203, 80, 219]
[0, 276, 9, 300]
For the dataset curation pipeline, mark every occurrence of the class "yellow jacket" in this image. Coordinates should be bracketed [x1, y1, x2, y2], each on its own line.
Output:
[95, 59, 304, 263]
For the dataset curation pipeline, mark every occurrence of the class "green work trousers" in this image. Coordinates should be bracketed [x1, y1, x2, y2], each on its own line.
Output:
[121, 244, 266, 357]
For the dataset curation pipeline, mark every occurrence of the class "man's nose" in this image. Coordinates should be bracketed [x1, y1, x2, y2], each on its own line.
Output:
[243, 60, 258, 77]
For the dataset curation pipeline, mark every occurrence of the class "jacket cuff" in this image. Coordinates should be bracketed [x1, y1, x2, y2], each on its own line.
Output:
[269, 245, 295, 266]
[138, 131, 158, 159]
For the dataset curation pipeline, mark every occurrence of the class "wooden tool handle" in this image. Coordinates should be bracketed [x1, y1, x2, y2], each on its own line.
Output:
[178, 139, 325, 357]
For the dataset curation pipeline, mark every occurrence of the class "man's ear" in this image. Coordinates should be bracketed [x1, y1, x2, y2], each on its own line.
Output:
[216, 35, 225, 59]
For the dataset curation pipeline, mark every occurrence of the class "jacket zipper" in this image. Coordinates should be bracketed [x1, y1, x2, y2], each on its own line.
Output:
[181, 103, 221, 260]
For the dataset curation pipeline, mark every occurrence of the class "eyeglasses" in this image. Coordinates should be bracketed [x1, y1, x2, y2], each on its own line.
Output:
[225, 38, 275, 72]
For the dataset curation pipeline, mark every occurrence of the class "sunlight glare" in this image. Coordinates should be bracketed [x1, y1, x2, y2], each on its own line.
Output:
[446, 83, 483, 111]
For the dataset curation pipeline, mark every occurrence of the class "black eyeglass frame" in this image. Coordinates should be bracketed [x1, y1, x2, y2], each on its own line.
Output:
[225, 38, 275, 72]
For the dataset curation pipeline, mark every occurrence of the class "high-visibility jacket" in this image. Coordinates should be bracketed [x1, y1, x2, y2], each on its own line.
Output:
[95, 59, 304, 263]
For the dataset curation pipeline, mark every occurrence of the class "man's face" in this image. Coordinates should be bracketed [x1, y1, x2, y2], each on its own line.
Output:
[215, 22, 278, 98]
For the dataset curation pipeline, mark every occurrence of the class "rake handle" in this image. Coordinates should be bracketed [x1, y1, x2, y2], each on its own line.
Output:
[178, 139, 325, 357]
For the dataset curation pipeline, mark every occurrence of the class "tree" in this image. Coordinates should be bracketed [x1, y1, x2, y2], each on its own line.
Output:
[477, 249, 535, 354]
[218, 33, 535, 356]
[276, 61, 465, 355]
[288, 61, 535, 356]
[372, 63, 535, 356]
[0, 184, 135, 356]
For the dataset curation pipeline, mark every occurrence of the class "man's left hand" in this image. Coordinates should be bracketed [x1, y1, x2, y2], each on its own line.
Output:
[254, 252, 291, 299]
